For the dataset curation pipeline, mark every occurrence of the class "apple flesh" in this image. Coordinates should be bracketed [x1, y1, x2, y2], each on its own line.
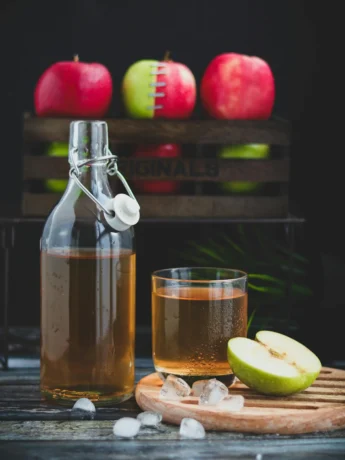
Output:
[34, 55, 112, 117]
[132, 144, 181, 193]
[227, 331, 321, 396]
[200, 53, 275, 119]
[44, 142, 69, 193]
[218, 144, 270, 194]
[122, 58, 196, 119]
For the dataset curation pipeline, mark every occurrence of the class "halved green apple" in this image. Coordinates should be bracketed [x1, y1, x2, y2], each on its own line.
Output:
[227, 331, 322, 396]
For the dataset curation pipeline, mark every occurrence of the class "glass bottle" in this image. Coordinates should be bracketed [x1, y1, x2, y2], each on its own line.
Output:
[40, 120, 139, 405]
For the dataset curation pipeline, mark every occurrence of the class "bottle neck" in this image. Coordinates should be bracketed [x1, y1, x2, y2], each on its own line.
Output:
[67, 120, 113, 207]
[65, 157, 115, 222]
[74, 162, 112, 201]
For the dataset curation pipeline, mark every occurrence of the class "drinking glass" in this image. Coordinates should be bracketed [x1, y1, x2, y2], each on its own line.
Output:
[152, 267, 248, 385]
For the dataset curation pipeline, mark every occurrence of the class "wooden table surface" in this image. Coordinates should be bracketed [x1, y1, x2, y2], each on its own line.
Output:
[1, 357, 345, 460]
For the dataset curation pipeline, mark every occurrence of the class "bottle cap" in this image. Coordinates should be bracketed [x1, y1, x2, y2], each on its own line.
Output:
[104, 194, 140, 231]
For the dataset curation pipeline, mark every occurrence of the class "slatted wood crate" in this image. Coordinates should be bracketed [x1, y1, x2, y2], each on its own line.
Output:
[22, 115, 290, 219]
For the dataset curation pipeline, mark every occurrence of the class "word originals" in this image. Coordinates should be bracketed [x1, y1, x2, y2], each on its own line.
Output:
[118, 159, 219, 178]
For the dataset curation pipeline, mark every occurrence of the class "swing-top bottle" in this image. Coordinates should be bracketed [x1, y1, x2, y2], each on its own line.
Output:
[40, 120, 140, 405]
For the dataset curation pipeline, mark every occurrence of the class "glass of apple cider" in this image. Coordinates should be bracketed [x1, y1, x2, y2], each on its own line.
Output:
[152, 267, 248, 385]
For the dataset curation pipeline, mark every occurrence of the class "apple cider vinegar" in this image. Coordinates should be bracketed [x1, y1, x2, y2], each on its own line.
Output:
[152, 284, 247, 384]
[41, 249, 136, 404]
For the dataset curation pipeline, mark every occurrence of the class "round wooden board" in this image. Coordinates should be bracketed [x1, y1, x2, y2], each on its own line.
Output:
[135, 367, 345, 435]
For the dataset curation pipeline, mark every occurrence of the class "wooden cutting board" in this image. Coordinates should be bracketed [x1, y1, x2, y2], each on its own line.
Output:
[135, 367, 345, 435]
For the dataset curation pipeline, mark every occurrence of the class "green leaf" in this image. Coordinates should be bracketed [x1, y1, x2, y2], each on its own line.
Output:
[255, 262, 307, 277]
[248, 273, 286, 286]
[197, 247, 225, 263]
[278, 264, 306, 276]
[272, 242, 309, 264]
[188, 242, 226, 263]
[248, 283, 284, 296]
[247, 307, 257, 330]
[222, 235, 245, 255]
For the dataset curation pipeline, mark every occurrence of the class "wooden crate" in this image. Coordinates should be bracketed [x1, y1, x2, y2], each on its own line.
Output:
[22, 116, 290, 219]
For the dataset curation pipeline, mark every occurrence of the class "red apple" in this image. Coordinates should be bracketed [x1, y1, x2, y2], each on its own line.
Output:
[122, 53, 196, 119]
[34, 55, 112, 117]
[200, 53, 275, 119]
[132, 144, 181, 193]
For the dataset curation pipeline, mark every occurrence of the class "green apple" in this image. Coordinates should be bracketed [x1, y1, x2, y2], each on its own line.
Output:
[121, 60, 157, 118]
[227, 331, 321, 396]
[218, 144, 270, 194]
[44, 142, 69, 193]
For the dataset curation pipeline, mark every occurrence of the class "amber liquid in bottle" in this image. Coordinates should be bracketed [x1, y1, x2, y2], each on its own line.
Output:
[40, 248, 135, 404]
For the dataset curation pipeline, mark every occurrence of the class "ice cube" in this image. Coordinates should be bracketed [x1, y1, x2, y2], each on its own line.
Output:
[199, 378, 228, 406]
[137, 411, 162, 427]
[113, 417, 141, 438]
[71, 398, 96, 419]
[159, 374, 191, 400]
[72, 397, 96, 412]
[191, 380, 209, 397]
[221, 395, 245, 412]
[179, 417, 206, 439]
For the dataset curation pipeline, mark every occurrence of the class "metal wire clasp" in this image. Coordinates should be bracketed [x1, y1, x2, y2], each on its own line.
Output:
[69, 148, 138, 217]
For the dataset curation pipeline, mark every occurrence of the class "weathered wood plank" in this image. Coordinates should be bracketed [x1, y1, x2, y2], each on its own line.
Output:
[0, 369, 39, 385]
[0, 384, 40, 398]
[0, 433, 345, 460]
[0, 400, 141, 421]
[1, 440, 345, 460]
[0, 393, 341, 421]
[1, 420, 345, 442]
[23, 117, 291, 145]
[22, 193, 289, 218]
[23, 156, 289, 182]
[0, 438, 344, 460]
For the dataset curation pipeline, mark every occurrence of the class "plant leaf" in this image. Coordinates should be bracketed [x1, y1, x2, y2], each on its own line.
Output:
[222, 235, 245, 255]
[247, 307, 257, 330]
[248, 273, 286, 286]
[248, 283, 284, 296]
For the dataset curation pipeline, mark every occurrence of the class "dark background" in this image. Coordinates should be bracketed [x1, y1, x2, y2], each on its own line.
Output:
[0, 1, 343, 362]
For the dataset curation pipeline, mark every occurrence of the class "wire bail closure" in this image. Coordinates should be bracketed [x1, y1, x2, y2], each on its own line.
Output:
[69, 148, 139, 218]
